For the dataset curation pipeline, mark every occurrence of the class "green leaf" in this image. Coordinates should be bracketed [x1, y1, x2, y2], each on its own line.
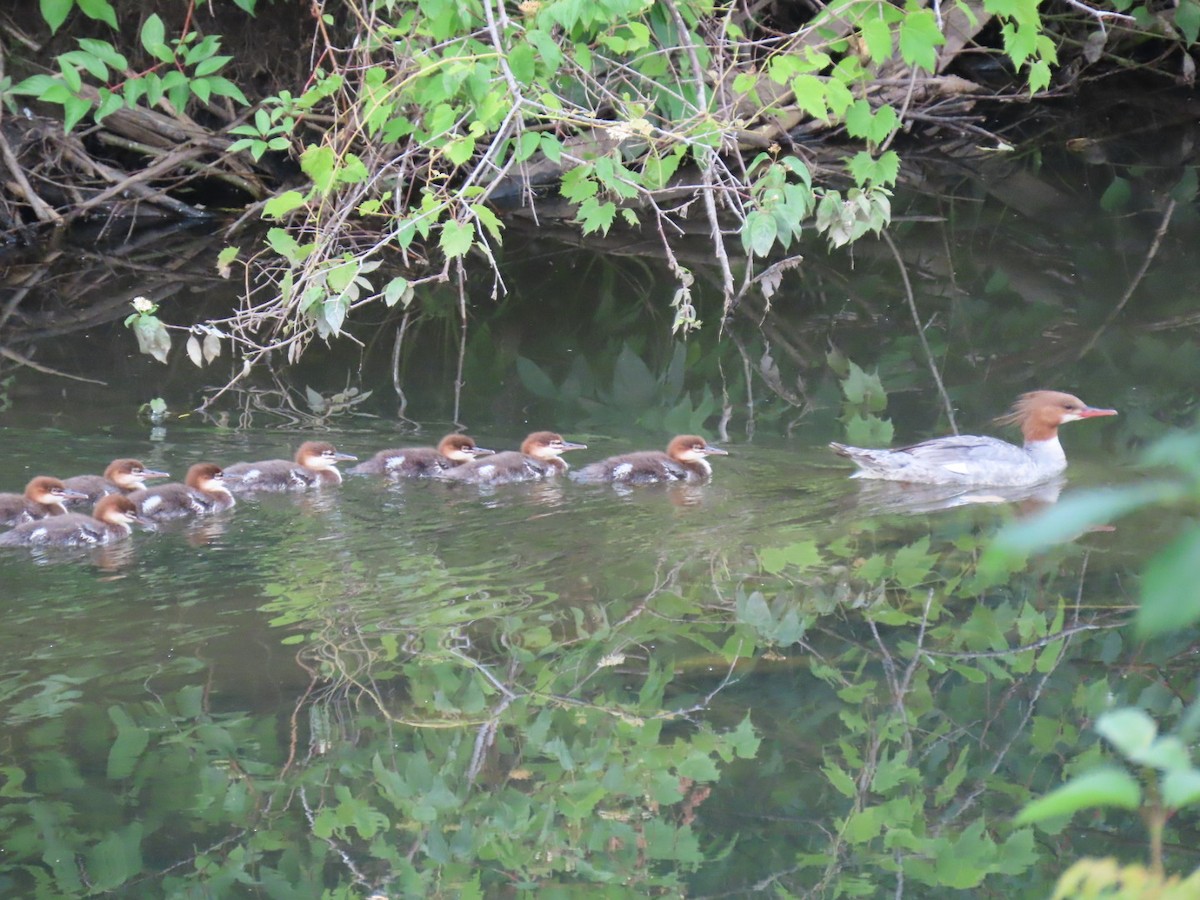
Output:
[1014, 767, 1141, 825]
[264, 190, 306, 218]
[509, 43, 536, 84]
[1163, 768, 1200, 809]
[41, 0, 74, 32]
[759, 540, 820, 575]
[1177, 0, 1200, 45]
[95, 89, 123, 121]
[1138, 525, 1200, 637]
[190, 77, 212, 104]
[860, 14, 894, 64]
[193, 55, 232, 77]
[84, 823, 143, 892]
[577, 197, 616, 235]
[106, 706, 149, 779]
[63, 96, 93, 131]
[300, 145, 336, 193]
[898, 9, 945, 72]
[823, 761, 857, 798]
[140, 14, 166, 56]
[791, 74, 829, 120]
[383, 276, 413, 308]
[76, 0, 118, 28]
[1095, 708, 1156, 759]
[439, 219, 475, 258]
[743, 210, 777, 257]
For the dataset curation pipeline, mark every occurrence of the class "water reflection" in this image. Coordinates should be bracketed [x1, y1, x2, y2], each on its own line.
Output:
[841, 475, 1066, 517]
[4, 141, 1200, 893]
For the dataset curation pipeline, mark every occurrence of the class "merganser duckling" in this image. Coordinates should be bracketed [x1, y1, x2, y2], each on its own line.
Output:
[0, 477, 88, 527]
[350, 434, 494, 478]
[437, 431, 586, 484]
[223, 441, 357, 492]
[0, 494, 143, 547]
[63, 458, 170, 505]
[128, 463, 234, 520]
[572, 435, 729, 484]
[830, 390, 1118, 486]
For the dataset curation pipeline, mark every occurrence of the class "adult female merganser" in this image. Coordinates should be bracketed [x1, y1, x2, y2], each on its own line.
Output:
[829, 390, 1117, 486]
[350, 434, 494, 477]
[437, 431, 586, 484]
[129, 463, 234, 520]
[0, 494, 142, 547]
[223, 441, 357, 492]
[0, 477, 88, 527]
[572, 435, 729, 484]
[63, 458, 170, 505]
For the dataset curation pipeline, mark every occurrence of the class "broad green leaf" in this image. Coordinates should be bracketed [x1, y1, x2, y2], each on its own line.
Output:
[263, 190, 306, 218]
[106, 706, 149, 779]
[1177, 0, 1200, 45]
[439, 219, 475, 258]
[140, 14, 166, 56]
[898, 9, 944, 72]
[383, 276, 413, 308]
[41, 0, 73, 32]
[1096, 708, 1156, 758]
[1138, 525, 1200, 636]
[743, 210, 777, 257]
[759, 540, 820, 575]
[509, 43, 536, 84]
[791, 74, 829, 120]
[1014, 767, 1141, 825]
[76, 0, 118, 28]
[860, 14, 894, 64]
[1163, 768, 1200, 809]
[300, 145, 336, 193]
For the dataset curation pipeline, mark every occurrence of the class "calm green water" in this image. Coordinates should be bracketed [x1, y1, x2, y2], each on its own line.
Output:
[3, 153, 1200, 895]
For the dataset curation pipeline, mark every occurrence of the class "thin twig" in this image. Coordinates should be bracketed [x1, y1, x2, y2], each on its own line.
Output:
[0, 345, 108, 384]
[882, 229, 958, 434]
[1077, 198, 1176, 359]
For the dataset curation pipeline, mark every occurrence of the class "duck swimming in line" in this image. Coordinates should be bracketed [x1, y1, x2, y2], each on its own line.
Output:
[830, 390, 1118, 486]
[0, 494, 143, 547]
[0, 477, 88, 527]
[350, 434, 494, 478]
[63, 458, 171, 505]
[223, 441, 357, 492]
[437, 431, 586, 485]
[129, 463, 235, 520]
[572, 435, 729, 484]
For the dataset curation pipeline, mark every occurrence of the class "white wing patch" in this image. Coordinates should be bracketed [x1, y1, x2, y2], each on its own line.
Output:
[942, 463, 974, 476]
[612, 463, 633, 480]
[385, 455, 406, 471]
[142, 496, 162, 513]
[477, 465, 496, 480]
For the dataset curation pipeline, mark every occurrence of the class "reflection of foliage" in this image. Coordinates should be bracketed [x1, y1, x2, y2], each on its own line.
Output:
[518, 342, 719, 434]
[6, 466, 1200, 894]
[263, 556, 759, 893]
[829, 349, 894, 446]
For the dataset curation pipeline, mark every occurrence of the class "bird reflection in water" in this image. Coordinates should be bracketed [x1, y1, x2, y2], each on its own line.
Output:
[844, 476, 1066, 517]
